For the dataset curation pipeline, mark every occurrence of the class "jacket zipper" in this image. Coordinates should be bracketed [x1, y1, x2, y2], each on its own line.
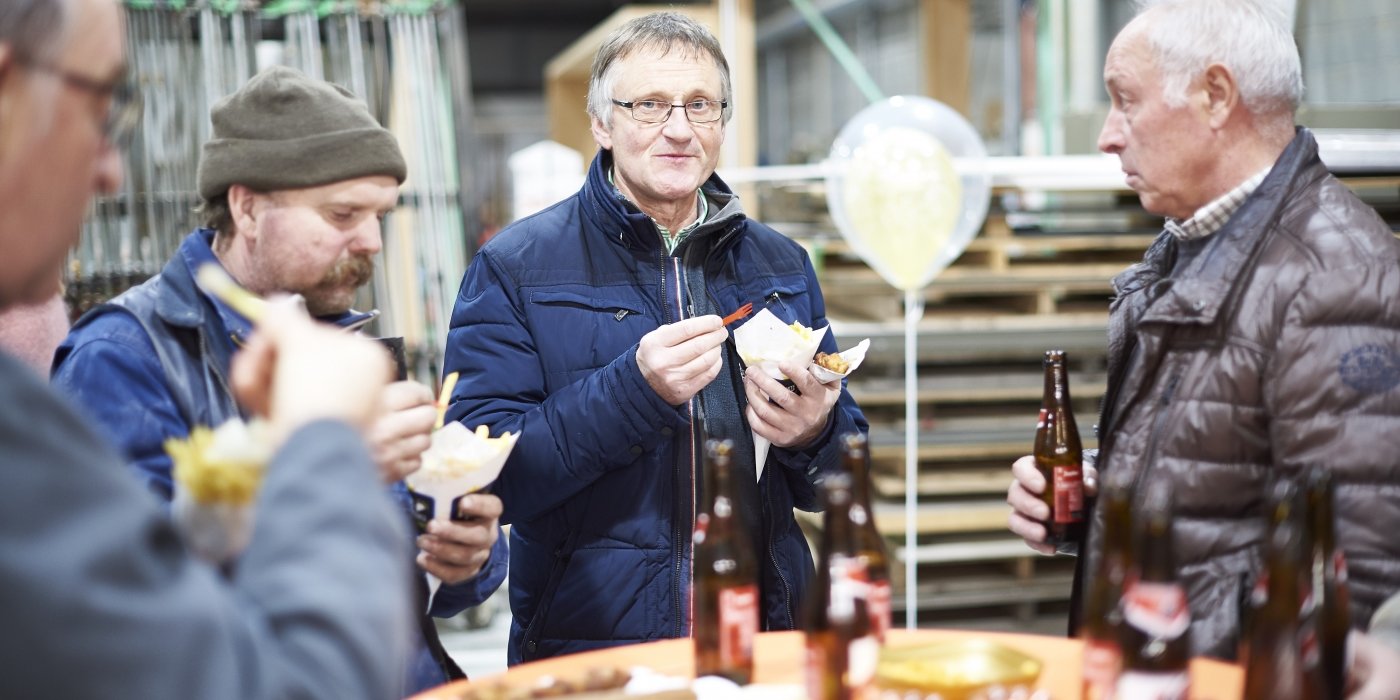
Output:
[765, 476, 795, 630]
[666, 253, 693, 638]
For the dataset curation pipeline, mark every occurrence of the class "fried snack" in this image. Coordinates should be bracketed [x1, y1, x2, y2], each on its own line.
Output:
[451, 667, 699, 700]
[166, 419, 272, 504]
[788, 320, 814, 341]
[815, 351, 850, 375]
[416, 424, 513, 485]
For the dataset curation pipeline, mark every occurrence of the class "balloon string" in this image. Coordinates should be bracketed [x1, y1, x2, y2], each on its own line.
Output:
[787, 0, 886, 105]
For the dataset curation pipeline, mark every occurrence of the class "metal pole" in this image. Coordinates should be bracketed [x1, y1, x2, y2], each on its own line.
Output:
[904, 288, 923, 628]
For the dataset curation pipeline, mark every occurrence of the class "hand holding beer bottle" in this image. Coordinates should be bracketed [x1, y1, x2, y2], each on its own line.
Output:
[1008, 350, 1095, 554]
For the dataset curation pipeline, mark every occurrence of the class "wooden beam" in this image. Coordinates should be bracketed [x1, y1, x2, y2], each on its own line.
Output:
[919, 0, 972, 118]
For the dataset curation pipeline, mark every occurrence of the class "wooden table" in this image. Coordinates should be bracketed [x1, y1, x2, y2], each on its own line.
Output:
[412, 629, 1243, 699]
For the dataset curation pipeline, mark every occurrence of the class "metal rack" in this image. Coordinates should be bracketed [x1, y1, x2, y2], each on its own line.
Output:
[72, 1, 477, 380]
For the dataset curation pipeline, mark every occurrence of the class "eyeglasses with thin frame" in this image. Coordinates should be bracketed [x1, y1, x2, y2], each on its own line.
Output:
[611, 98, 727, 125]
[17, 57, 142, 148]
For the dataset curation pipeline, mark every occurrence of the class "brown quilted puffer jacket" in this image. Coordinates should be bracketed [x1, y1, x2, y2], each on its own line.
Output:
[1080, 128, 1400, 660]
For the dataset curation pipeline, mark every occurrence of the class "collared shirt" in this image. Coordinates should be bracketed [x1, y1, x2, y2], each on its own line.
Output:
[1165, 167, 1271, 242]
[608, 168, 709, 254]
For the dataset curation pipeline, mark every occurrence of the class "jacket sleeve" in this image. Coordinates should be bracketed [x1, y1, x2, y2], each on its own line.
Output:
[50, 313, 188, 501]
[442, 250, 688, 525]
[769, 253, 870, 512]
[1266, 259, 1400, 622]
[0, 370, 414, 700]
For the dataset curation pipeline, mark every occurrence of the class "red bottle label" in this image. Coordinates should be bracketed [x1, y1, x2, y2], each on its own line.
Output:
[1122, 581, 1189, 640]
[719, 585, 757, 667]
[866, 580, 892, 642]
[1334, 550, 1349, 584]
[1083, 638, 1122, 698]
[1054, 464, 1085, 523]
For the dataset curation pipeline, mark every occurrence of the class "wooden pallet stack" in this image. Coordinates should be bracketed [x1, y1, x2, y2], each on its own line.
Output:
[776, 182, 1163, 632]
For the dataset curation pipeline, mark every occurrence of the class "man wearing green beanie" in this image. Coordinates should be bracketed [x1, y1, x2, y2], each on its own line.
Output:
[51, 65, 506, 697]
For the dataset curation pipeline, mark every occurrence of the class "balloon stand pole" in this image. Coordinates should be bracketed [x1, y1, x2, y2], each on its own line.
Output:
[904, 288, 923, 629]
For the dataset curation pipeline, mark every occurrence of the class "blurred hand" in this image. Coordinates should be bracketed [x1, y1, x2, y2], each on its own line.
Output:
[637, 316, 728, 406]
[744, 361, 841, 449]
[367, 380, 436, 483]
[230, 301, 390, 442]
[1348, 631, 1400, 700]
[1007, 454, 1098, 555]
[417, 493, 503, 585]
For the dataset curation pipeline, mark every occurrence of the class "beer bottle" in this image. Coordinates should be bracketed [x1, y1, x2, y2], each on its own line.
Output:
[1080, 468, 1133, 700]
[1034, 350, 1086, 546]
[1240, 477, 1303, 663]
[1303, 469, 1349, 699]
[1117, 479, 1189, 700]
[693, 439, 759, 684]
[841, 432, 892, 641]
[805, 474, 878, 700]
[1242, 518, 1308, 700]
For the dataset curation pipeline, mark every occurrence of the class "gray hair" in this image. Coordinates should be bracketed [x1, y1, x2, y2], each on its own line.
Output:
[1134, 0, 1302, 123]
[586, 11, 733, 130]
[0, 0, 69, 64]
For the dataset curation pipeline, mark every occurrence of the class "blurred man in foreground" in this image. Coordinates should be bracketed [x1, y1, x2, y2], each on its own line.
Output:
[49, 65, 504, 694]
[1005, 0, 1400, 665]
[0, 291, 68, 375]
[0, 0, 414, 696]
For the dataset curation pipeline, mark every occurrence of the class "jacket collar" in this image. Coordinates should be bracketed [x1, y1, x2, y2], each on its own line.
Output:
[1138, 128, 1321, 327]
[582, 149, 747, 252]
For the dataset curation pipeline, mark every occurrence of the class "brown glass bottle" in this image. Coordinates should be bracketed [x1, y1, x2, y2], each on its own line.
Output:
[1242, 517, 1308, 700]
[1303, 469, 1349, 699]
[1240, 477, 1303, 663]
[693, 439, 759, 684]
[841, 432, 892, 641]
[1080, 468, 1133, 700]
[804, 474, 878, 700]
[1117, 479, 1190, 700]
[1035, 350, 1086, 547]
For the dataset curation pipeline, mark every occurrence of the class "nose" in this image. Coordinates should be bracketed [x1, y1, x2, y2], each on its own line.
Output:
[349, 217, 383, 256]
[1097, 108, 1125, 155]
[660, 106, 697, 139]
[94, 143, 124, 195]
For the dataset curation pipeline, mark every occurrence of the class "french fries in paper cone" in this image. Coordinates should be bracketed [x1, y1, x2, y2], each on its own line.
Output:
[166, 418, 273, 566]
[406, 423, 518, 609]
[733, 310, 869, 481]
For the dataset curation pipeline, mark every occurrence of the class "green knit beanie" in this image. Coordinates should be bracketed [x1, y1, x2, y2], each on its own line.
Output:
[197, 66, 407, 200]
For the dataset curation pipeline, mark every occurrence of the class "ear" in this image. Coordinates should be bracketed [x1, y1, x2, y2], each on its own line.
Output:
[1200, 63, 1239, 130]
[227, 184, 260, 242]
[590, 115, 613, 152]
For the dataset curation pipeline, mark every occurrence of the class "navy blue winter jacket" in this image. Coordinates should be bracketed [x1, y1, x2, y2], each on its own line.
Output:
[443, 151, 868, 664]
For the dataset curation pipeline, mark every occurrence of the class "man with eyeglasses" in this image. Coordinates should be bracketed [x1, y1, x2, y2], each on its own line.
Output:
[0, 0, 417, 697]
[442, 11, 867, 664]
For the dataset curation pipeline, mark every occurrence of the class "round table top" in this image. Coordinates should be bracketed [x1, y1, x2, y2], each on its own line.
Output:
[412, 628, 1243, 699]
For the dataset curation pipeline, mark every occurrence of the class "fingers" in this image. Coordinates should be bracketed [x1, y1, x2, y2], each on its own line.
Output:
[1083, 462, 1100, 498]
[455, 493, 504, 521]
[1008, 454, 1054, 553]
[743, 364, 839, 448]
[638, 318, 728, 405]
[230, 328, 277, 418]
[647, 315, 724, 347]
[380, 380, 435, 412]
[416, 514, 498, 585]
[1011, 455, 1046, 495]
[368, 384, 437, 482]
